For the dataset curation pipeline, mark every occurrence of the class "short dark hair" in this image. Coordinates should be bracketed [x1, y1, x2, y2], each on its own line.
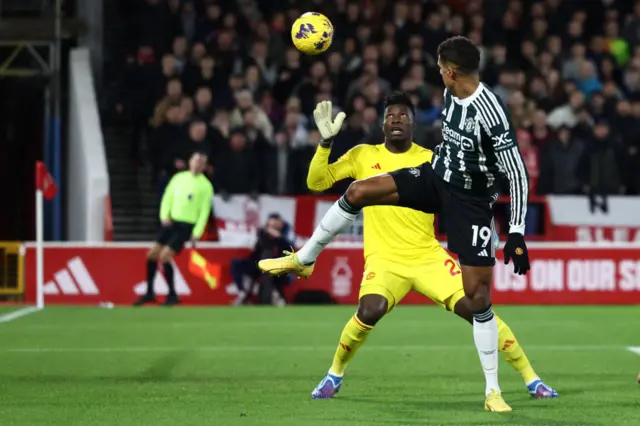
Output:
[384, 91, 415, 116]
[437, 36, 480, 74]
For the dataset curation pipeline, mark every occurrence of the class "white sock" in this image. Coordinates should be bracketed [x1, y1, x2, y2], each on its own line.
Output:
[472, 307, 500, 396]
[297, 196, 360, 265]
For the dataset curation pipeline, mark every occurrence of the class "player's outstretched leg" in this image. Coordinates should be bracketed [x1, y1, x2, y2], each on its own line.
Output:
[259, 176, 399, 277]
[452, 296, 558, 398]
[461, 265, 511, 412]
[496, 317, 558, 398]
[312, 295, 387, 399]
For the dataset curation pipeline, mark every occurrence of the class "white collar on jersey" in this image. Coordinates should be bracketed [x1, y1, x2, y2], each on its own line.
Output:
[452, 82, 485, 107]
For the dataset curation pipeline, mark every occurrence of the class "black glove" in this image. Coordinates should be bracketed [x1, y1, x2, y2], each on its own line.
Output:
[503, 233, 530, 275]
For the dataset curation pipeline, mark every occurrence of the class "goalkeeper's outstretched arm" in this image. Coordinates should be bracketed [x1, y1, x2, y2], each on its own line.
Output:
[307, 101, 353, 192]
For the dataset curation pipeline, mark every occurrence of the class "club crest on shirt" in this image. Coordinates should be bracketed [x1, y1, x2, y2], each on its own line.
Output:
[464, 116, 476, 133]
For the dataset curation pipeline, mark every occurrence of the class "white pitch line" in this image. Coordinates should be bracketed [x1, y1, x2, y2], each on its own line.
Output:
[627, 347, 640, 356]
[1, 344, 626, 354]
[0, 307, 41, 324]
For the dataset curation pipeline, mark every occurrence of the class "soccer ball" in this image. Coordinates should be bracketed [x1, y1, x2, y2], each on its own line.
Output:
[291, 12, 334, 55]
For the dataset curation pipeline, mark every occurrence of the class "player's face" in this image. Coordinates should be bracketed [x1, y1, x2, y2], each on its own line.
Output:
[383, 105, 413, 142]
[189, 153, 207, 173]
[437, 56, 455, 89]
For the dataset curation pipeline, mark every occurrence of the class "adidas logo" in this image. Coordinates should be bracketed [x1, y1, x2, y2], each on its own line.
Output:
[478, 249, 488, 257]
[133, 261, 192, 296]
[371, 163, 381, 170]
[44, 257, 100, 295]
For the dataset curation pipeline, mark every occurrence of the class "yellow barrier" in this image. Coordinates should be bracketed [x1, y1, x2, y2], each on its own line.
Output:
[0, 242, 24, 295]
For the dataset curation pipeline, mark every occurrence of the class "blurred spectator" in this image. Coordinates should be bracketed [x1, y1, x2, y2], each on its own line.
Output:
[230, 213, 293, 306]
[230, 89, 274, 142]
[538, 126, 584, 195]
[547, 91, 587, 129]
[194, 87, 214, 122]
[171, 36, 188, 74]
[529, 109, 553, 149]
[183, 120, 213, 164]
[177, 97, 193, 124]
[215, 130, 259, 197]
[150, 78, 184, 128]
[578, 121, 625, 196]
[264, 130, 292, 195]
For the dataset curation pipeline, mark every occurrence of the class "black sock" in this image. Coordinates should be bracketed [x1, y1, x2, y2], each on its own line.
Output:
[338, 194, 361, 214]
[163, 262, 175, 296]
[472, 304, 494, 323]
[146, 260, 157, 296]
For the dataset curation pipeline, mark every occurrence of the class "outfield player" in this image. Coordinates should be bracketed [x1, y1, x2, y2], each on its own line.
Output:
[259, 37, 538, 412]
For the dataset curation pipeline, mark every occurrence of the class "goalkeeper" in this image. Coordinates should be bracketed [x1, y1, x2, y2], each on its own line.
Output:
[134, 151, 213, 306]
[260, 96, 557, 406]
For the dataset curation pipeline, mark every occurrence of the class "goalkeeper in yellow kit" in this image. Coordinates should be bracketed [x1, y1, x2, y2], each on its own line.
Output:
[259, 93, 557, 410]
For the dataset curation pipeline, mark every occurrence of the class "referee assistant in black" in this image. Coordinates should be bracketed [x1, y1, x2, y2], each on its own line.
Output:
[134, 151, 213, 306]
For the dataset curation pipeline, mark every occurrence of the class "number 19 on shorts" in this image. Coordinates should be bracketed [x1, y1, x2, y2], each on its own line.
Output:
[471, 225, 492, 248]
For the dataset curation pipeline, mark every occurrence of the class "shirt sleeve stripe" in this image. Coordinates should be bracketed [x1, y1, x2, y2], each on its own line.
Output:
[483, 90, 510, 130]
[497, 151, 520, 224]
[497, 147, 528, 231]
[473, 100, 496, 131]
[476, 93, 499, 126]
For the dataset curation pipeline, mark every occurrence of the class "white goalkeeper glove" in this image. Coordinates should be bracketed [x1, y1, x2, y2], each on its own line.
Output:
[313, 100, 346, 141]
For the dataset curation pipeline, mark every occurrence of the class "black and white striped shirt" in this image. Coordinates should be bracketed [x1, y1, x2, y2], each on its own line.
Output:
[431, 83, 529, 234]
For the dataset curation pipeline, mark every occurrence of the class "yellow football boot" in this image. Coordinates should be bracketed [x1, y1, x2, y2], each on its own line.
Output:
[258, 251, 315, 278]
[484, 390, 512, 413]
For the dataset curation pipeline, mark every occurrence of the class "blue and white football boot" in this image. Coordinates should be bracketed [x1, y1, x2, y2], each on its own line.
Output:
[311, 372, 343, 399]
[527, 379, 559, 398]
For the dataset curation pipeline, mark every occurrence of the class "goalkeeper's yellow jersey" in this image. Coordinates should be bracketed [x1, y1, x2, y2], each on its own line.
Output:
[307, 143, 440, 264]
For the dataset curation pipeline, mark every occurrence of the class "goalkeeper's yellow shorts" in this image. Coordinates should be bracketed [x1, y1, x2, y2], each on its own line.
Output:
[359, 248, 465, 312]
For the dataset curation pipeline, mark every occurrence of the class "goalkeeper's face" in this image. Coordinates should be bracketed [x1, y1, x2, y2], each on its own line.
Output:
[383, 105, 413, 143]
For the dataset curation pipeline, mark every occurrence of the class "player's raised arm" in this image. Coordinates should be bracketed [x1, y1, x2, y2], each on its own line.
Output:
[477, 91, 529, 235]
[306, 101, 352, 192]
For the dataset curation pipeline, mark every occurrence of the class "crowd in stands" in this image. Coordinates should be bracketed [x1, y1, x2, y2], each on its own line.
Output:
[113, 0, 640, 200]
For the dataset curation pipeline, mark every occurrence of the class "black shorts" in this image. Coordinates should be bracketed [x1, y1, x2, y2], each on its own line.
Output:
[390, 163, 497, 267]
[156, 221, 194, 253]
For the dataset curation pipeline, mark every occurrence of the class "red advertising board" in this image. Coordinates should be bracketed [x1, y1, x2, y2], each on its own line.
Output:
[23, 243, 640, 306]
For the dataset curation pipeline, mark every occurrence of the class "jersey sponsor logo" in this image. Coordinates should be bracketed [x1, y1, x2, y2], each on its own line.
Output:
[371, 163, 381, 170]
[478, 249, 489, 257]
[491, 131, 512, 150]
[442, 122, 475, 152]
[365, 272, 376, 280]
[43, 257, 100, 295]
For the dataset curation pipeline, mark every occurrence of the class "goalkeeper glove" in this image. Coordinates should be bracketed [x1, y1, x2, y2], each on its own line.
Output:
[313, 100, 346, 141]
[503, 233, 530, 275]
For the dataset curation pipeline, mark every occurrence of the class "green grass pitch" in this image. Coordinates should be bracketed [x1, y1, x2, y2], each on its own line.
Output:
[0, 305, 639, 425]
